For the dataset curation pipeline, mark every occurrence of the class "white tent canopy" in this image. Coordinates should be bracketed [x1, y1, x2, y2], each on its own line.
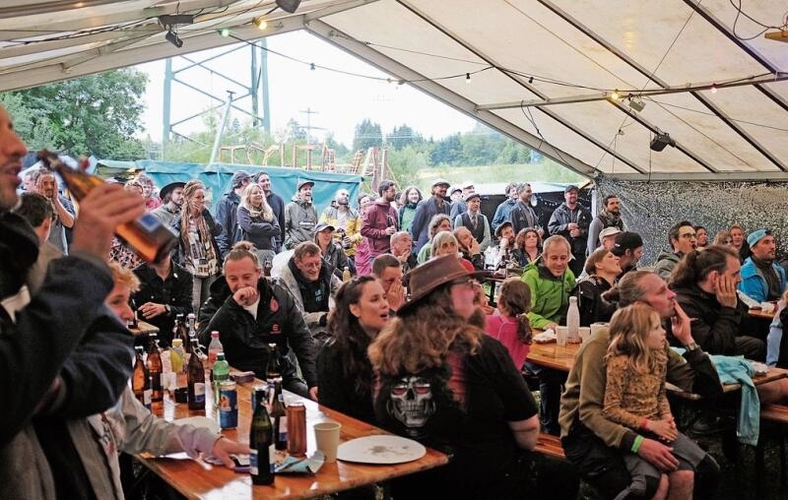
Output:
[2, 0, 786, 181]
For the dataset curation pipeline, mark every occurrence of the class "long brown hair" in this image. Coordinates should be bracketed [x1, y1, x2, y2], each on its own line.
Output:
[605, 303, 662, 373]
[669, 244, 736, 288]
[368, 283, 484, 376]
[326, 276, 379, 394]
[497, 278, 532, 344]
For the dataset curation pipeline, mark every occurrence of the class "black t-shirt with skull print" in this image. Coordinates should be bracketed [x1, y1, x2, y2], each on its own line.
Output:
[373, 334, 538, 494]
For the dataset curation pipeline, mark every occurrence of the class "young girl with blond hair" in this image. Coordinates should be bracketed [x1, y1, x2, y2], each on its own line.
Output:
[603, 303, 713, 500]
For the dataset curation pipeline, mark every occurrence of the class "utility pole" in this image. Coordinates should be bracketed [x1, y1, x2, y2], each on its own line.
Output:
[299, 107, 319, 146]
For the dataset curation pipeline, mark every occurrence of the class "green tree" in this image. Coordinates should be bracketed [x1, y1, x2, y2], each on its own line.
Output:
[2, 69, 148, 159]
[353, 119, 382, 151]
[386, 124, 422, 150]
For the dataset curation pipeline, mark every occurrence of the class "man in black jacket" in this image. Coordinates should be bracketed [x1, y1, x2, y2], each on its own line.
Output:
[133, 252, 193, 347]
[198, 246, 318, 400]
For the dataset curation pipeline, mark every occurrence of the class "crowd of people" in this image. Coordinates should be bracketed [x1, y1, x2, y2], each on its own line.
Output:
[4, 96, 788, 499]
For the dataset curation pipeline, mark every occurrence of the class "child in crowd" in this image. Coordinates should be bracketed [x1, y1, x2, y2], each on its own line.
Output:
[485, 278, 532, 370]
[603, 304, 711, 500]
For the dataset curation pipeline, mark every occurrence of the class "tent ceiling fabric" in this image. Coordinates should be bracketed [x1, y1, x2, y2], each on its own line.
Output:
[1, 0, 786, 181]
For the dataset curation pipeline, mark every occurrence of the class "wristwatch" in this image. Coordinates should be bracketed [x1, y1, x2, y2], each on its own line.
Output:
[684, 341, 699, 352]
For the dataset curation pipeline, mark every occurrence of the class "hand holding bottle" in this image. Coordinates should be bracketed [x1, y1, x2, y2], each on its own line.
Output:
[71, 183, 145, 260]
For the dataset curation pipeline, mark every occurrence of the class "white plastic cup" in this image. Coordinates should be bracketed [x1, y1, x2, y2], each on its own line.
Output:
[590, 322, 607, 338]
[314, 421, 341, 463]
[556, 326, 568, 346]
[578, 327, 591, 343]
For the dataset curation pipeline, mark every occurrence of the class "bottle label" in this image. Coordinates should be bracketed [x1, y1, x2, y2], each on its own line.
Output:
[143, 389, 152, 407]
[249, 450, 259, 475]
[193, 383, 205, 403]
[278, 416, 288, 442]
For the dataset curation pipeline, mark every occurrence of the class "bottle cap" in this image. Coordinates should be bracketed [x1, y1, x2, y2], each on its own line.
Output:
[211, 330, 219, 337]
[173, 339, 183, 346]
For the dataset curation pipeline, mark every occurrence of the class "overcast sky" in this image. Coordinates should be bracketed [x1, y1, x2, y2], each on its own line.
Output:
[137, 30, 477, 147]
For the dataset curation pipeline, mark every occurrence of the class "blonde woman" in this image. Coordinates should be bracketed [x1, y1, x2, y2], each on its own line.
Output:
[173, 180, 227, 313]
[237, 183, 280, 263]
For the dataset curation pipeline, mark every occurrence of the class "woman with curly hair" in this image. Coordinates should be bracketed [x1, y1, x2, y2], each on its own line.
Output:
[398, 186, 422, 233]
[369, 255, 578, 500]
[317, 276, 390, 424]
[511, 228, 542, 267]
[237, 183, 280, 263]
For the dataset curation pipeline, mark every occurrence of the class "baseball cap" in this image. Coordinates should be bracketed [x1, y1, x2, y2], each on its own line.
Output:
[315, 222, 335, 233]
[611, 231, 644, 256]
[564, 184, 579, 194]
[747, 229, 772, 247]
[297, 179, 315, 191]
[231, 170, 251, 188]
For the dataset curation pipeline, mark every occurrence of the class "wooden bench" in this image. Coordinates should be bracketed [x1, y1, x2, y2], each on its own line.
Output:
[756, 403, 788, 486]
[535, 432, 565, 458]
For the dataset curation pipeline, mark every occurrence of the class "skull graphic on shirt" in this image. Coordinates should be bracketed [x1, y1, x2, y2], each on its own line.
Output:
[388, 376, 436, 436]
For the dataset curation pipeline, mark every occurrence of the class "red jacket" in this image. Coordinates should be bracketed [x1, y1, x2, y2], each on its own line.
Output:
[360, 198, 398, 256]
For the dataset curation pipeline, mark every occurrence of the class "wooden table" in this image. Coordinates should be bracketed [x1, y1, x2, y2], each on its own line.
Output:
[748, 308, 776, 321]
[138, 379, 449, 499]
[526, 340, 788, 396]
[526, 341, 579, 372]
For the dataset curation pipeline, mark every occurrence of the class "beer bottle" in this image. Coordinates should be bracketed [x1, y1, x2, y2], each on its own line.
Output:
[271, 378, 288, 451]
[342, 266, 351, 282]
[265, 343, 281, 381]
[249, 387, 274, 485]
[186, 313, 198, 353]
[132, 346, 151, 409]
[172, 314, 186, 351]
[187, 338, 206, 410]
[128, 297, 139, 329]
[146, 333, 164, 402]
[37, 150, 178, 264]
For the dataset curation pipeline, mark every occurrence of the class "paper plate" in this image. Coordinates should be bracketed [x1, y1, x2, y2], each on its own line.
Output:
[173, 416, 220, 434]
[337, 435, 426, 465]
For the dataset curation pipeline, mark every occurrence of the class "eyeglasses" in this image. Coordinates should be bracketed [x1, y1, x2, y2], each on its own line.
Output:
[298, 260, 322, 270]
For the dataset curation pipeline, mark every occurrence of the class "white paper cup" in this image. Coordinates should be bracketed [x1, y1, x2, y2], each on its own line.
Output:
[314, 421, 341, 463]
[590, 322, 607, 337]
[578, 327, 591, 343]
[556, 326, 568, 346]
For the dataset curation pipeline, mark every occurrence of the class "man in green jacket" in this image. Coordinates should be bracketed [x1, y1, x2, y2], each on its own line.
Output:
[559, 271, 722, 500]
[521, 235, 575, 434]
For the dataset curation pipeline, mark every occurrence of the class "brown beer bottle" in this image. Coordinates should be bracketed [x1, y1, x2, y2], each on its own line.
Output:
[146, 333, 164, 402]
[132, 346, 152, 409]
[37, 150, 178, 264]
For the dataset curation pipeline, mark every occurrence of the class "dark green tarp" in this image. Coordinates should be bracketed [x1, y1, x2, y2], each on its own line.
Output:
[94, 160, 363, 212]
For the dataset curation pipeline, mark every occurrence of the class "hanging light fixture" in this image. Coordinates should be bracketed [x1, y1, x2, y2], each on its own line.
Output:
[276, 0, 302, 13]
[165, 29, 183, 48]
[253, 17, 267, 30]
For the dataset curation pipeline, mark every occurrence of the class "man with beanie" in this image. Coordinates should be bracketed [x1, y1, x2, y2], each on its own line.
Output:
[739, 229, 786, 302]
[214, 170, 250, 246]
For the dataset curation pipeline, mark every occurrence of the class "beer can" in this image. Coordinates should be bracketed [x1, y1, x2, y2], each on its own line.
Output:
[251, 384, 269, 413]
[286, 402, 307, 456]
[218, 381, 238, 429]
